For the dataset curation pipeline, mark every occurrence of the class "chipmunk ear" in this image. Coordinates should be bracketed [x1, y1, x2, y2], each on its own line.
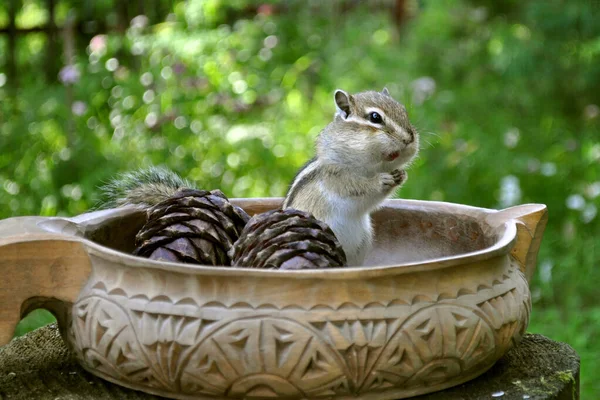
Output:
[382, 87, 391, 97]
[334, 89, 352, 119]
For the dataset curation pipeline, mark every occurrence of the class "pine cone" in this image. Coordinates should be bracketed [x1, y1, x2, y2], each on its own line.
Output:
[134, 189, 250, 265]
[230, 208, 347, 270]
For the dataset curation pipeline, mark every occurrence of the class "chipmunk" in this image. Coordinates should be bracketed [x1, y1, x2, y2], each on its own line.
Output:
[282, 88, 419, 266]
[99, 166, 194, 209]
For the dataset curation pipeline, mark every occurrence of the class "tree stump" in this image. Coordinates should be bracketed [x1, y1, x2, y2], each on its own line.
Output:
[0, 324, 579, 400]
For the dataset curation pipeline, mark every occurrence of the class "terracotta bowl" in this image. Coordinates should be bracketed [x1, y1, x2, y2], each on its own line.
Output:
[0, 198, 547, 400]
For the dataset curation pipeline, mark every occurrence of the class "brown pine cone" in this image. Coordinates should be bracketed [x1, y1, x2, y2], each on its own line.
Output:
[134, 189, 250, 266]
[230, 208, 347, 270]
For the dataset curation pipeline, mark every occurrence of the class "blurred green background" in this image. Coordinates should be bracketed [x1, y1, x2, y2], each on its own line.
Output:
[1, 0, 598, 396]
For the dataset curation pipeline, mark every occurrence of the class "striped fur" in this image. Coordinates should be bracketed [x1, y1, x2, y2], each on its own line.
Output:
[282, 157, 318, 209]
[98, 166, 193, 209]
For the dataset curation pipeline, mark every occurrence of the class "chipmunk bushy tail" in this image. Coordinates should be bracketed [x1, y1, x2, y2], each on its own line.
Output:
[99, 166, 195, 209]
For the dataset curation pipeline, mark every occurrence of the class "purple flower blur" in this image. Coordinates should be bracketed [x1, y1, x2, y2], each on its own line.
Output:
[72, 101, 87, 116]
[59, 65, 80, 85]
[173, 63, 185, 75]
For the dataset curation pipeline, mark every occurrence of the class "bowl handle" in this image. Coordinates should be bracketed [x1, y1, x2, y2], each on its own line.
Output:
[0, 217, 91, 346]
[486, 204, 548, 283]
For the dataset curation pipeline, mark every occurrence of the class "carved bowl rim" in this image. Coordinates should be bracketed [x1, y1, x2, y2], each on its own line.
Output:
[50, 197, 524, 280]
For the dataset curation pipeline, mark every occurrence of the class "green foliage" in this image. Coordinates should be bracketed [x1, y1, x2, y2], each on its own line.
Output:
[13, 309, 56, 337]
[1, 0, 598, 397]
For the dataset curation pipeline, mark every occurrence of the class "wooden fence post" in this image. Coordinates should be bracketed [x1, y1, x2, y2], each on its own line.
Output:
[7, 0, 18, 88]
[63, 15, 76, 146]
[393, 0, 407, 27]
[46, 0, 59, 83]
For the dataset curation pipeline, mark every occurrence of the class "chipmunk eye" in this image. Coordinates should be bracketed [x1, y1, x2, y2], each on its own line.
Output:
[368, 112, 383, 124]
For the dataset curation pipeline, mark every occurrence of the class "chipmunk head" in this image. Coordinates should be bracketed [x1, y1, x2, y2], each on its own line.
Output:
[318, 88, 419, 172]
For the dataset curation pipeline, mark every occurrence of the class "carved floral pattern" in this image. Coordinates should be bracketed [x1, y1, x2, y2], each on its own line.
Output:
[68, 261, 531, 399]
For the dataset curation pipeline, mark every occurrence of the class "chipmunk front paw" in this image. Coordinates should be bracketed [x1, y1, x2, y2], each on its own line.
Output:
[391, 169, 407, 185]
[379, 170, 407, 193]
[379, 172, 397, 191]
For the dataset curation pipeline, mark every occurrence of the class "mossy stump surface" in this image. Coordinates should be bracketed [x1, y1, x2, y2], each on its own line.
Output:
[0, 324, 579, 400]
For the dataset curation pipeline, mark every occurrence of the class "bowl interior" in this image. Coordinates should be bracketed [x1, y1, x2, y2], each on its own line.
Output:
[82, 200, 498, 267]
[83, 210, 147, 255]
[367, 205, 494, 266]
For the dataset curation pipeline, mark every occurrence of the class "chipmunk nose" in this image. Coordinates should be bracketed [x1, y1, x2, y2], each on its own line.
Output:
[403, 127, 415, 145]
